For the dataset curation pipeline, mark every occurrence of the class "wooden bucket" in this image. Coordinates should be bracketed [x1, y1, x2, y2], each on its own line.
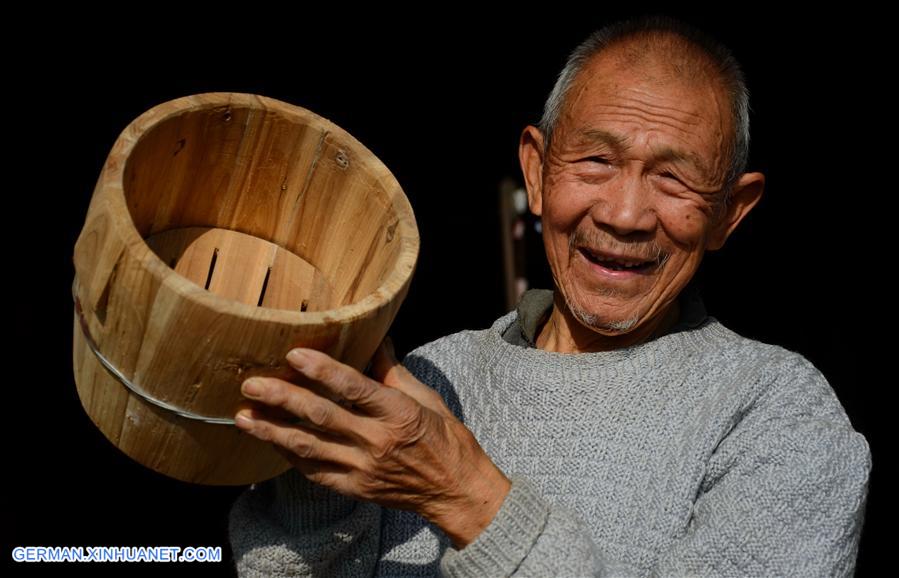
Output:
[72, 93, 419, 485]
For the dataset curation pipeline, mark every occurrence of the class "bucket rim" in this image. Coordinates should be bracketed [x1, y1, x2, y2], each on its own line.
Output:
[98, 92, 420, 327]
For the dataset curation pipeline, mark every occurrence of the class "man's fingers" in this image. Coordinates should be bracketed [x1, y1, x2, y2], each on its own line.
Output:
[290, 458, 356, 494]
[234, 407, 363, 468]
[370, 338, 453, 417]
[370, 336, 407, 386]
[240, 376, 370, 441]
[235, 399, 295, 424]
[284, 348, 390, 415]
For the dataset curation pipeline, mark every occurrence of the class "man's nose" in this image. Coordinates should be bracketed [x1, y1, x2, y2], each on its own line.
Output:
[588, 171, 657, 235]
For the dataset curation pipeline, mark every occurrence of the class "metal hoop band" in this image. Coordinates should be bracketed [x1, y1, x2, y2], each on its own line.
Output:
[72, 278, 235, 425]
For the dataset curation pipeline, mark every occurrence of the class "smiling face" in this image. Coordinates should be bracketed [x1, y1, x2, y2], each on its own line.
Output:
[520, 38, 764, 346]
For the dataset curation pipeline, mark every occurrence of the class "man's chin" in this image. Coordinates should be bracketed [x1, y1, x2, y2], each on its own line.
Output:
[568, 303, 642, 334]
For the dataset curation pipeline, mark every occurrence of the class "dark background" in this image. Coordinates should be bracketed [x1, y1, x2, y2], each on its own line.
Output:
[6, 8, 885, 576]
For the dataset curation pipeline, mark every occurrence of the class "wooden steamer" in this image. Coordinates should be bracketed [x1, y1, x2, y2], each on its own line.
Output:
[72, 93, 419, 485]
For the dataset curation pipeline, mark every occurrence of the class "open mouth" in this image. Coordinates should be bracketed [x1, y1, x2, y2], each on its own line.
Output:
[579, 247, 660, 273]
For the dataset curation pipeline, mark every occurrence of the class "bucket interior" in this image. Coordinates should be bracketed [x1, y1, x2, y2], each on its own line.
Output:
[123, 102, 403, 312]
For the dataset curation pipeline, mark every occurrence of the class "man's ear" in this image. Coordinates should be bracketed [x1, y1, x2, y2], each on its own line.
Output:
[519, 125, 546, 216]
[707, 172, 765, 251]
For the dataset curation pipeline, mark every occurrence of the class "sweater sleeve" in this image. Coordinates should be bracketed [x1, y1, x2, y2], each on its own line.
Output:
[228, 469, 382, 577]
[431, 350, 872, 577]
[439, 477, 613, 577]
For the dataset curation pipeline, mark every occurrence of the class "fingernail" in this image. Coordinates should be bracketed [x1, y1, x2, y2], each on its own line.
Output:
[242, 378, 264, 398]
[286, 348, 309, 368]
[235, 411, 254, 429]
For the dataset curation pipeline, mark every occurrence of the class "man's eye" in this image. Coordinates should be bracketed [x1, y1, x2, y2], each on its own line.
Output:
[660, 171, 680, 182]
[656, 172, 691, 194]
[587, 156, 611, 164]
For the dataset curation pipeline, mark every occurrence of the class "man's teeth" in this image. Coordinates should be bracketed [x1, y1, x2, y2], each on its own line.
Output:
[585, 249, 653, 270]
[604, 261, 647, 270]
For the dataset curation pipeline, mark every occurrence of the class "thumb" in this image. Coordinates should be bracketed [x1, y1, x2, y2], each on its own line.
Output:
[370, 337, 451, 416]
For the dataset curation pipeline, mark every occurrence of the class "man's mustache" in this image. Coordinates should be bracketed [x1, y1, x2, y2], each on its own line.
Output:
[568, 227, 670, 265]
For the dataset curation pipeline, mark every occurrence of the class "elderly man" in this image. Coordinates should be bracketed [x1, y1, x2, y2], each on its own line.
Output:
[228, 16, 870, 577]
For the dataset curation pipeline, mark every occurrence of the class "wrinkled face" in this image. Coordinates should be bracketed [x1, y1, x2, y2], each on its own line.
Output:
[535, 49, 733, 334]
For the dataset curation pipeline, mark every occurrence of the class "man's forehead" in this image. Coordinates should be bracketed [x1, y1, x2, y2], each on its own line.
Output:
[572, 38, 727, 117]
[576, 57, 714, 113]
[562, 55, 728, 180]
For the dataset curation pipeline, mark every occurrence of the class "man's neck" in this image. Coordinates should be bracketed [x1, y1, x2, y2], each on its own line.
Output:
[535, 291, 681, 354]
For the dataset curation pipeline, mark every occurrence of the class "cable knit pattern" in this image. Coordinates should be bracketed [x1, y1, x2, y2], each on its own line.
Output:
[229, 301, 871, 577]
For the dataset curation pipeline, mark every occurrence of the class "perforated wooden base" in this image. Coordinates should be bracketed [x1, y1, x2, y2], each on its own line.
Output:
[146, 227, 334, 312]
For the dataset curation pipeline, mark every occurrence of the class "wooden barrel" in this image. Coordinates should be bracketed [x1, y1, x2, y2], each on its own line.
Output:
[72, 93, 419, 485]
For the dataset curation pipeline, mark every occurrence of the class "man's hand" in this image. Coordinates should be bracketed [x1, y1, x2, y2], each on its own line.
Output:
[233, 338, 511, 548]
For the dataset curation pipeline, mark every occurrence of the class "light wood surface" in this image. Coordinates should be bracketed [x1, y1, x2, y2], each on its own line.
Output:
[72, 93, 419, 485]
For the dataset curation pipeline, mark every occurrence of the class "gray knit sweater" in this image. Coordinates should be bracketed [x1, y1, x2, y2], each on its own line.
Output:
[228, 289, 871, 577]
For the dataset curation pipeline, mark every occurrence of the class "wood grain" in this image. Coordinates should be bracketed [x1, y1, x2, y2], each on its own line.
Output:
[72, 93, 419, 485]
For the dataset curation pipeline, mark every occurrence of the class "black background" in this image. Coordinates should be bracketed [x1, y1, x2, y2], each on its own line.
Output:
[6, 8, 885, 576]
